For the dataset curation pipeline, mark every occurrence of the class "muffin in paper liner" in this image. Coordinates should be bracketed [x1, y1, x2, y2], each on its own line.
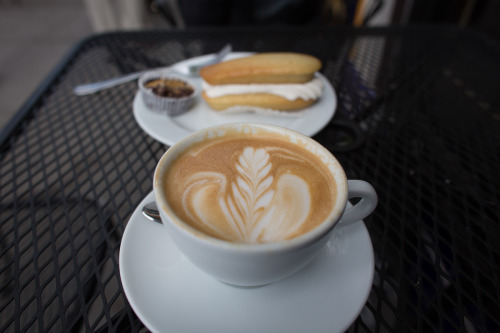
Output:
[138, 71, 197, 116]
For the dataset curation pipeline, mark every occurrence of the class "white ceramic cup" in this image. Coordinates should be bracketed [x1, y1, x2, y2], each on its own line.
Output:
[153, 123, 377, 287]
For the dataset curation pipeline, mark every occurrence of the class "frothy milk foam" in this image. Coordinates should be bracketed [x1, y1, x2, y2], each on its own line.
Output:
[163, 130, 337, 244]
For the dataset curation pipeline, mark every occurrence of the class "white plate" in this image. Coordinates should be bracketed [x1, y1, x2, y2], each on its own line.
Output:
[119, 192, 374, 333]
[133, 52, 337, 146]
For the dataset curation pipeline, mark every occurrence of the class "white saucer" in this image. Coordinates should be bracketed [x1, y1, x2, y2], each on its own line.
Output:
[119, 192, 374, 333]
[133, 52, 337, 146]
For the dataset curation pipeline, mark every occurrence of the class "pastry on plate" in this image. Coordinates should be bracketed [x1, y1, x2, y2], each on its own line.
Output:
[139, 72, 197, 116]
[200, 53, 323, 112]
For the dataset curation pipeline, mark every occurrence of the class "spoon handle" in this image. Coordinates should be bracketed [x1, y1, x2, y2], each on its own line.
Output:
[73, 70, 152, 96]
[73, 44, 232, 96]
[142, 201, 162, 224]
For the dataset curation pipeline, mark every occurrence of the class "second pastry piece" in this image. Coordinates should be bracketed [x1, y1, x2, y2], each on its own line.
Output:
[200, 53, 323, 112]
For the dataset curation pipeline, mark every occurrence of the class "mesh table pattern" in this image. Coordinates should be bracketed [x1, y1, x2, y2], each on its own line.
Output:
[1, 27, 499, 332]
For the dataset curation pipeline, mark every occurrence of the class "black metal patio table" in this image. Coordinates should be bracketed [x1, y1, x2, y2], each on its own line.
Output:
[1, 26, 499, 332]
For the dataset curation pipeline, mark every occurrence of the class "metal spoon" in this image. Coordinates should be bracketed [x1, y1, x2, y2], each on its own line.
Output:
[142, 201, 162, 224]
[73, 44, 232, 96]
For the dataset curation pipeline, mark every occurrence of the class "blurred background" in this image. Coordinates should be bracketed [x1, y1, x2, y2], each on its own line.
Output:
[1, 0, 499, 130]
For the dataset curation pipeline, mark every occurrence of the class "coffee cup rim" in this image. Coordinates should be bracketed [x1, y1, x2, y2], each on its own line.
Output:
[153, 122, 348, 252]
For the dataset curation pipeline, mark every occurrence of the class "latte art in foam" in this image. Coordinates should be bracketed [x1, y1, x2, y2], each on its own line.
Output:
[182, 147, 311, 242]
[164, 134, 336, 243]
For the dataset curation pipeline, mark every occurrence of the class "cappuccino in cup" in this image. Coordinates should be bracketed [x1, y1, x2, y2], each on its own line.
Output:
[154, 123, 377, 286]
[163, 129, 337, 243]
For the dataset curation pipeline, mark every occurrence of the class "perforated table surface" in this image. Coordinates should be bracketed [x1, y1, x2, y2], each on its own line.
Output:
[1, 26, 499, 332]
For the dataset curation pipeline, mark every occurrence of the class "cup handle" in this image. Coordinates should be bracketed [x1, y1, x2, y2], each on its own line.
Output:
[339, 180, 378, 227]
